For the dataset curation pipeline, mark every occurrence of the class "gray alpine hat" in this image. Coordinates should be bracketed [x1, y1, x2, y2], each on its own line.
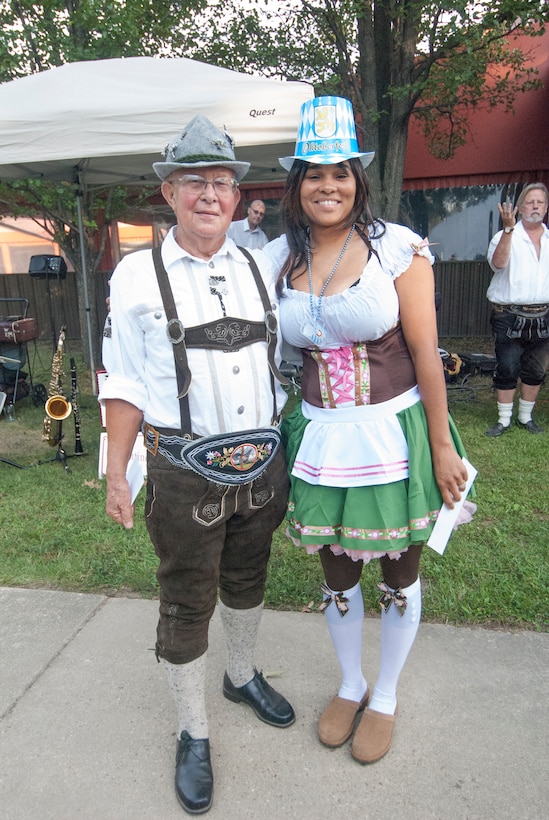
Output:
[153, 115, 250, 182]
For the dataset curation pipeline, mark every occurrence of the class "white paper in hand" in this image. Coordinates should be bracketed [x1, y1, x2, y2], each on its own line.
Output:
[126, 455, 145, 505]
[427, 457, 477, 555]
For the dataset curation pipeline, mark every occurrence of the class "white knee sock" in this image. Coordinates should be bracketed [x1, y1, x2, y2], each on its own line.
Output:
[518, 398, 535, 424]
[219, 600, 263, 687]
[163, 654, 209, 740]
[323, 582, 367, 703]
[370, 576, 422, 716]
[497, 401, 513, 427]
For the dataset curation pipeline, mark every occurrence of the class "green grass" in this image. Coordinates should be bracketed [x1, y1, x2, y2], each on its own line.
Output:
[1, 340, 548, 630]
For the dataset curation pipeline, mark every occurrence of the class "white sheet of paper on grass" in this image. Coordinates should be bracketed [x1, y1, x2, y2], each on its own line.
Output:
[427, 457, 477, 555]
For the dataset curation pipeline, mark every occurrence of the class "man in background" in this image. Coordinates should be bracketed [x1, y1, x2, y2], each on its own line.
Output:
[227, 199, 268, 249]
[485, 183, 549, 436]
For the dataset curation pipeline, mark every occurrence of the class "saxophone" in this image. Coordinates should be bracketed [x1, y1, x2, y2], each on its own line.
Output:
[42, 326, 72, 446]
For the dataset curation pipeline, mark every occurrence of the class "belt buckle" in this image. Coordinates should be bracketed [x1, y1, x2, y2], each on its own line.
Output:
[143, 422, 159, 456]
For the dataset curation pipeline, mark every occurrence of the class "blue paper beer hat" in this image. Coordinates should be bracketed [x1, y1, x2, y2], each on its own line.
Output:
[279, 96, 374, 171]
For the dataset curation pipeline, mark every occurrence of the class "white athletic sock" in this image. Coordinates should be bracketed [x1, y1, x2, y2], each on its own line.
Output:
[323, 582, 368, 703]
[518, 398, 535, 424]
[163, 655, 209, 740]
[219, 600, 263, 688]
[369, 576, 422, 716]
[497, 401, 513, 428]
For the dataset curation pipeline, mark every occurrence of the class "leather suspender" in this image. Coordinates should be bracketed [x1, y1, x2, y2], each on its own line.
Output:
[151, 246, 286, 437]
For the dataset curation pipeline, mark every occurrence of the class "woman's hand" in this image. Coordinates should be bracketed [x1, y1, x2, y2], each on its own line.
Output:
[431, 444, 468, 509]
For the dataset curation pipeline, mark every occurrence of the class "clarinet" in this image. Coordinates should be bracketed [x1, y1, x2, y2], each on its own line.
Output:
[70, 357, 84, 455]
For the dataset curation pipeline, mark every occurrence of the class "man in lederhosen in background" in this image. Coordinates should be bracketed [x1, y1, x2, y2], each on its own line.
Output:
[485, 183, 549, 436]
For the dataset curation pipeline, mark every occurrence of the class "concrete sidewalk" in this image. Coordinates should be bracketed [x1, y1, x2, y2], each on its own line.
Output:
[1, 586, 547, 820]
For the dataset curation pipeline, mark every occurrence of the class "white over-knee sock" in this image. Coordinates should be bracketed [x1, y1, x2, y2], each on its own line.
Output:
[163, 654, 209, 740]
[219, 600, 263, 687]
[497, 401, 513, 427]
[370, 576, 422, 716]
[518, 398, 535, 424]
[323, 582, 367, 703]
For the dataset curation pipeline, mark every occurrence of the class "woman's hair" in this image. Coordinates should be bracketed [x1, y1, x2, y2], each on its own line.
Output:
[277, 157, 384, 285]
[516, 182, 549, 210]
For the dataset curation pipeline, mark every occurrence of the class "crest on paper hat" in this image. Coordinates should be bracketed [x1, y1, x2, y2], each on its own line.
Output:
[279, 96, 374, 172]
[314, 104, 337, 138]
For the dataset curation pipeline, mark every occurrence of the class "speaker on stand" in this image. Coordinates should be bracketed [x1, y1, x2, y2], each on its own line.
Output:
[28, 255, 68, 350]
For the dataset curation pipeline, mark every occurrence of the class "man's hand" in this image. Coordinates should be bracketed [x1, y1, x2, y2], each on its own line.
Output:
[497, 200, 517, 230]
[103, 398, 144, 529]
[106, 475, 134, 529]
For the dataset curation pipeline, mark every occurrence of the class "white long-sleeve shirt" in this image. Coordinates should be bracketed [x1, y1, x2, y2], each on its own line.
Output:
[99, 228, 287, 435]
[487, 220, 549, 305]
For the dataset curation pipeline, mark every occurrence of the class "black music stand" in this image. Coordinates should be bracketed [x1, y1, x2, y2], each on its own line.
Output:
[36, 432, 73, 473]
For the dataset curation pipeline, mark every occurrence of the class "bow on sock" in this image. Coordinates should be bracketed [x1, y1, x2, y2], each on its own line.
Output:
[319, 583, 349, 617]
[377, 582, 407, 616]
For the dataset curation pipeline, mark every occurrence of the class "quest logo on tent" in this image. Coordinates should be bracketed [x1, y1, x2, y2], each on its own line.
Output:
[249, 108, 276, 117]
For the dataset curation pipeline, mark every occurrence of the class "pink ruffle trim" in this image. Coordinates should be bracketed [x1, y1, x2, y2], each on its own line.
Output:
[285, 500, 477, 562]
[453, 500, 477, 529]
[285, 528, 407, 563]
[312, 544, 408, 563]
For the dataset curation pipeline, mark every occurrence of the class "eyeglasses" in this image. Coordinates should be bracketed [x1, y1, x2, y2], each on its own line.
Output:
[170, 175, 239, 195]
[250, 209, 265, 217]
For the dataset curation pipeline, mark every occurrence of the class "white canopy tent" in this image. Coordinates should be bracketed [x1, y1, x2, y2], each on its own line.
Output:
[0, 57, 313, 389]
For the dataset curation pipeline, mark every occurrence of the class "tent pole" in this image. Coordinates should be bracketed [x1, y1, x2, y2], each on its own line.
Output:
[75, 188, 97, 395]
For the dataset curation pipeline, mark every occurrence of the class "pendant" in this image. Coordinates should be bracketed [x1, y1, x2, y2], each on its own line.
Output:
[303, 321, 325, 346]
[311, 325, 325, 345]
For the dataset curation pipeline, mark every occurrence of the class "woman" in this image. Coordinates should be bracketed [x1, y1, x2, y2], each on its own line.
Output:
[273, 96, 471, 764]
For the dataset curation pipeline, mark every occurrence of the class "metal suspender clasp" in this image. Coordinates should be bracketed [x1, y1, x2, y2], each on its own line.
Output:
[264, 309, 278, 335]
[166, 317, 185, 344]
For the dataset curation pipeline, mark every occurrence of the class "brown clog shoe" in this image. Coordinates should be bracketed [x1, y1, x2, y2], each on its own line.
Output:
[318, 689, 370, 748]
[351, 706, 398, 763]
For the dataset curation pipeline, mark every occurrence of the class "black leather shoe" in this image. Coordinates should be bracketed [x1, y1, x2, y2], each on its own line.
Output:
[516, 419, 544, 434]
[485, 422, 510, 437]
[175, 731, 213, 815]
[223, 669, 296, 727]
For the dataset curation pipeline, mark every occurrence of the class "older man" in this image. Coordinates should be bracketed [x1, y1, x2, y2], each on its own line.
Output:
[485, 183, 549, 436]
[99, 115, 293, 815]
[227, 199, 268, 249]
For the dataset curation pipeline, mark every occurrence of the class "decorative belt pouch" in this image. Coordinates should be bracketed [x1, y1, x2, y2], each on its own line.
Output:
[148, 426, 282, 485]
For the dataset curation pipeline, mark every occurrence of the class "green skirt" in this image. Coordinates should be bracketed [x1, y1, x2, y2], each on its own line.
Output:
[282, 401, 469, 555]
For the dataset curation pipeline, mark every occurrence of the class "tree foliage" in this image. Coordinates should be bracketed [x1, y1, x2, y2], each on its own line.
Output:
[0, 1, 548, 365]
[191, 1, 548, 218]
[0, 177, 155, 364]
[0, 0, 204, 80]
[0, 0, 203, 364]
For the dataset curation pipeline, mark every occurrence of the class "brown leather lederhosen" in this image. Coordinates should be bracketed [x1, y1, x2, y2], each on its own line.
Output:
[144, 247, 290, 664]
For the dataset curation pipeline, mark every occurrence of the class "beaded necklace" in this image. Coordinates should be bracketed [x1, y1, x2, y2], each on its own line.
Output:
[306, 223, 355, 345]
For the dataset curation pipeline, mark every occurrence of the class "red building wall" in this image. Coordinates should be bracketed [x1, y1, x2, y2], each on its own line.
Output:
[403, 30, 549, 190]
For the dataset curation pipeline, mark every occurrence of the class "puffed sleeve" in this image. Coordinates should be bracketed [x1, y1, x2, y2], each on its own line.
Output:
[372, 223, 435, 279]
